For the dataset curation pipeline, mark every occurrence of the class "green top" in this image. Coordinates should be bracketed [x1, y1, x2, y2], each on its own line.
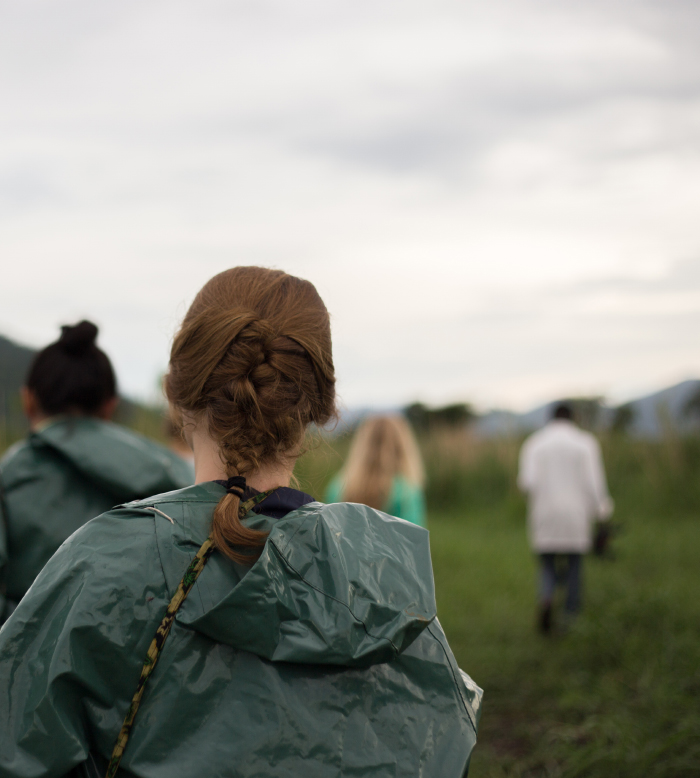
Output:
[0, 482, 481, 778]
[0, 416, 193, 611]
[326, 474, 427, 527]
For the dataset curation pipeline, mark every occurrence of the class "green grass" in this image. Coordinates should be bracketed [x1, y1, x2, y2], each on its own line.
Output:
[431, 506, 700, 777]
[296, 431, 700, 777]
[5, 417, 696, 776]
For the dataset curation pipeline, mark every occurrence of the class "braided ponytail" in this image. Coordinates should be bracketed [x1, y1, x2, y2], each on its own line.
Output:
[166, 267, 336, 564]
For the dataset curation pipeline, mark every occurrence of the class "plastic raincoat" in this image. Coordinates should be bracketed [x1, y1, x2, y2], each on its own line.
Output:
[0, 482, 481, 777]
[0, 417, 194, 613]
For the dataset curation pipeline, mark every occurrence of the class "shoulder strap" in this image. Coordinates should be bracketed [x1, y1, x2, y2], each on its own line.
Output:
[105, 490, 272, 777]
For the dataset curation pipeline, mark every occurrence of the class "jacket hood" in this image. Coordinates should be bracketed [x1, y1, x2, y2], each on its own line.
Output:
[34, 417, 193, 499]
[141, 483, 437, 668]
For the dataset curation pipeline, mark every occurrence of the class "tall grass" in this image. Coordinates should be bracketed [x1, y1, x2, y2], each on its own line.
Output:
[296, 428, 700, 777]
[3, 417, 697, 776]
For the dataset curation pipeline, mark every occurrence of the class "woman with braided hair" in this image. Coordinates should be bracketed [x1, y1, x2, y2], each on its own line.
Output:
[0, 267, 481, 778]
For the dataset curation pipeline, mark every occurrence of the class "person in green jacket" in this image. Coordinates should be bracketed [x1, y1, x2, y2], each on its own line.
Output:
[326, 414, 427, 527]
[0, 321, 193, 619]
[0, 267, 480, 778]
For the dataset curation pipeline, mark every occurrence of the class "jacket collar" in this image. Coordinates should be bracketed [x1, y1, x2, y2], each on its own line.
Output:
[212, 481, 315, 519]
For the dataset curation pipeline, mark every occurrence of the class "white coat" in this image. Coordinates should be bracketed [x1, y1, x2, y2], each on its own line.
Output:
[518, 420, 613, 553]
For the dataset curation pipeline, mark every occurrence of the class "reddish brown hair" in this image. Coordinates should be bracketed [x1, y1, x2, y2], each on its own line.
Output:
[165, 267, 336, 563]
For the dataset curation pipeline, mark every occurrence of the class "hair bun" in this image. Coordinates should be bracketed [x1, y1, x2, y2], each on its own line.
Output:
[59, 320, 99, 356]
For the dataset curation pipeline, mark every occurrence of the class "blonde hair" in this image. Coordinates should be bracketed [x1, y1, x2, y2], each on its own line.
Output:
[340, 415, 424, 510]
[165, 267, 336, 564]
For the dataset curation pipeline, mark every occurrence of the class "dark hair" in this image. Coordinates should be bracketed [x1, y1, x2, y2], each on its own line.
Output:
[26, 320, 117, 416]
[166, 266, 336, 564]
[552, 402, 573, 421]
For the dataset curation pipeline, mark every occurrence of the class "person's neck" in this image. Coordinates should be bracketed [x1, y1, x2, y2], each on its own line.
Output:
[191, 427, 295, 492]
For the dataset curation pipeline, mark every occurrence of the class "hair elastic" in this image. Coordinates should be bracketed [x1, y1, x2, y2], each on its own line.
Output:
[224, 475, 246, 497]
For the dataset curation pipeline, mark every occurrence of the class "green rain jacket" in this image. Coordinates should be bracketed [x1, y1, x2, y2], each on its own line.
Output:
[0, 482, 481, 778]
[0, 417, 194, 613]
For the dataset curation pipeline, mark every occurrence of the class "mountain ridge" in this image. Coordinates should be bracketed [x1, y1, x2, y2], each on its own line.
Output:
[472, 379, 700, 438]
[1, 333, 697, 439]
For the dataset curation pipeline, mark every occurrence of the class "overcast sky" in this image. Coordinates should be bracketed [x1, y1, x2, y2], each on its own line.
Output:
[1, 0, 699, 411]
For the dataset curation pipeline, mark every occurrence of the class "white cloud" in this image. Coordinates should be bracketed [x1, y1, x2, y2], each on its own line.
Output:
[0, 0, 699, 410]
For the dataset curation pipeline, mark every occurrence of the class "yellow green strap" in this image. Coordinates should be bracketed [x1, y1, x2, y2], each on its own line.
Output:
[105, 490, 271, 777]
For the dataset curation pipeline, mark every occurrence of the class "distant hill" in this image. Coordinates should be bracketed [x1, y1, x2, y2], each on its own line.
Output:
[0, 334, 35, 399]
[622, 380, 700, 437]
[0, 335, 36, 440]
[472, 379, 700, 438]
[335, 380, 700, 439]
[2, 331, 698, 443]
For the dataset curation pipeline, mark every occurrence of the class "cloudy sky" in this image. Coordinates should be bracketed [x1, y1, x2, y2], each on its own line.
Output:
[1, 0, 699, 411]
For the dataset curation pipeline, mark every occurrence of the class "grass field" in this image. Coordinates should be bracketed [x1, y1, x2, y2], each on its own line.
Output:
[296, 431, 700, 777]
[3, 418, 697, 775]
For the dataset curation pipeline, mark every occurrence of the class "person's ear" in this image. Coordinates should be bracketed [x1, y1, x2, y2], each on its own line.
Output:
[179, 411, 196, 450]
[21, 386, 43, 426]
[98, 396, 119, 421]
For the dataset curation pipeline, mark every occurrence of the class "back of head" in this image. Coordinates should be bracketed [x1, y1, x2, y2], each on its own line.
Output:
[165, 266, 336, 563]
[341, 414, 424, 510]
[552, 402, 573, 421]
[26, 320, 117, 417]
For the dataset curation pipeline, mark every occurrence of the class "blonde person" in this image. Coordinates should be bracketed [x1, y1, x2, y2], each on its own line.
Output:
[0, 267, 480, 778]
[326, 414, 427, 527]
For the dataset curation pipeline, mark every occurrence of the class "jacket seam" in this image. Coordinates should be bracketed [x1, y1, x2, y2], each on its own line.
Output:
[268, 536, 402, 657]
[187, 505, 208, 613]
[426, 623, 477, 733]
[271, 508, 314, 554]
[108, 513, 175, 738]
[0, 472, 9, 545]
[152, 513, 171, 598]
[129, 498, 219, 507]
[148, 505, 199, 603]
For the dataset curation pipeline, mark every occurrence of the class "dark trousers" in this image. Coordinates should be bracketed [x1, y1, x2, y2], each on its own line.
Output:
[539, 553, 582, 614]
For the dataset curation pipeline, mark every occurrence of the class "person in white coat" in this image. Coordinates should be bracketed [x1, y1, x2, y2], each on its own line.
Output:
[518, 403, 613, 632]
